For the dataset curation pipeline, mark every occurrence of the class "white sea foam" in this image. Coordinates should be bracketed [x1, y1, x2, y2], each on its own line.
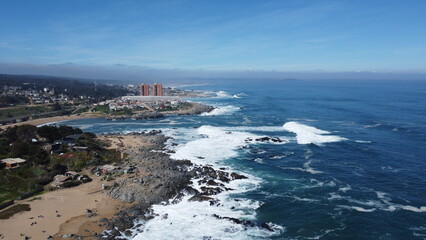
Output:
[170, 125, 257, 163]
[232, 93, 247, 98]
[355, 140, 372, 143]
[215, 90, 232, 98]
[132, 194, 283, 240]
[129, 125, 286, 239]
[201, 105, 240, 116]
[289, 196, 320, 203]
[282, 121, 347, 145]
[280, 160, 323, 175]
[363, 123, 381, 128]
[340, 205, 376, 212]
[332, 190, 426, 214]
[338, 185, 352, 193]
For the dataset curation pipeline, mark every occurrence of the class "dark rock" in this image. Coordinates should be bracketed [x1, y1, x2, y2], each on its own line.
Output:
[200, 186, 223, 195]
[124, 230, 133, 237]
[260, 222, 275, 232]
[206, 179, 221, 186]
[133, 112, 164, 120]
[188, 195, 214, 202]
[230, 172, 248, 180]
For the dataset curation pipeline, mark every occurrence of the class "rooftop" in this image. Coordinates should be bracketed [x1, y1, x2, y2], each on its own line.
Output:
[1, 158, 27, 164]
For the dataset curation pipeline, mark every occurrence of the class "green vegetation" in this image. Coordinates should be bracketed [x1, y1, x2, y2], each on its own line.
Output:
[0, 124, 121, 203]
[0, 105, 51, 119]
[92, 104, 110, 113]
[111, 108, 133, 116]
[0, 96, 29, 107]
[74, 106, 90, 114]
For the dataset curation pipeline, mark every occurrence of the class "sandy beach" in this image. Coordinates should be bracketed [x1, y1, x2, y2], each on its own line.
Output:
[0, 134, 142, 240]
[0, 114, 102, 130]
[0, 171, 131, 240]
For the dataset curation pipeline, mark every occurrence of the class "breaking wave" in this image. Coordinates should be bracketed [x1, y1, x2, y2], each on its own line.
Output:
[282, 121, 347, 145]
[201, 105, 240, 116]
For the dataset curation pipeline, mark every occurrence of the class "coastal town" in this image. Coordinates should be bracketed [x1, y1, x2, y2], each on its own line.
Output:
[0, 74, 211, 126]
[0, 76, 226, 240]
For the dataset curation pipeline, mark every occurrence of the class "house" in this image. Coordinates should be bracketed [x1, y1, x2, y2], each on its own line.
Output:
[1, 158, 27, 169]
[64, 134, 82, 141]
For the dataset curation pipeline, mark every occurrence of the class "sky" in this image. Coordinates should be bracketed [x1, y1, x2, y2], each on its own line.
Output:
[1, 0, 426, 81]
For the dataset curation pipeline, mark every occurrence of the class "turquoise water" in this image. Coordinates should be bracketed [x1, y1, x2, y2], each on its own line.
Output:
[62, 80, 426, 239]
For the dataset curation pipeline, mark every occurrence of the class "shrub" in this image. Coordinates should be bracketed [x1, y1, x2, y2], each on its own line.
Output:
[62, 181, 80, 188]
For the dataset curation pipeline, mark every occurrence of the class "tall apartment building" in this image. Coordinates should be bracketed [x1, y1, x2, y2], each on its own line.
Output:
[153, 83, 163, 96]
[139, 83, 149, 96]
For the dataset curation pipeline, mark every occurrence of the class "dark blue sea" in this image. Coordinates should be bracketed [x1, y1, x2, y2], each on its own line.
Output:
[61, 80, 426, 240]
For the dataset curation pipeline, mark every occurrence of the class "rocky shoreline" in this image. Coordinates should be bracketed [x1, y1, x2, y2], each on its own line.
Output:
[106, 102, 214, 120]
[95, 131, 279, 240]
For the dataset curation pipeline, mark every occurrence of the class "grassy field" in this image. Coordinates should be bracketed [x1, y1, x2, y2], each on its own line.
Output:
[0, 105, 52, 120]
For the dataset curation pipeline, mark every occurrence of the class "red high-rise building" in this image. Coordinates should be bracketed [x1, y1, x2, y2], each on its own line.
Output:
[153, 83, 163, 96]
[139, 83, 149, 96]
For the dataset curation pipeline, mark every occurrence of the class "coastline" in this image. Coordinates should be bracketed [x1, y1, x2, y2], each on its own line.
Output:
[0, 125, 280, 239]
[0, 101, 213, 130]
[0, 134, 158, 240]
[0, 113, 101, 130]
[0, 101, 247, 239]
[0, 169, 130, 240]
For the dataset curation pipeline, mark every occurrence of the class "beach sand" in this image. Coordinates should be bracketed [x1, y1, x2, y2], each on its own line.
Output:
[0, 113, 101, 130]
[0, 172, 130, 240]
[0, 133, 149, 240]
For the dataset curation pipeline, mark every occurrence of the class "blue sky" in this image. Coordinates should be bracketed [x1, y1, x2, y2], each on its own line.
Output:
[1, 0, 426, 76]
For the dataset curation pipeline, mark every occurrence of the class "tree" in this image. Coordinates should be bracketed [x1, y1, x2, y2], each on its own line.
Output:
[4, 125, 37, 142]
[37, 125, 82, 142]
[52, 102, 62, 111]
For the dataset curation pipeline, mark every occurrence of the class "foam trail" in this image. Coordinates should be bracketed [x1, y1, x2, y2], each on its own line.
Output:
[279, 160, 323, 175]
[201, 105, 240, 116]
[215, 91, 232, 98]
[283, 121, 347, 145]
[232, 93, 247, 98]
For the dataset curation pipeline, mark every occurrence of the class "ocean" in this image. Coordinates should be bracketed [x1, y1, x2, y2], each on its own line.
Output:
[61, 80, 426, 240]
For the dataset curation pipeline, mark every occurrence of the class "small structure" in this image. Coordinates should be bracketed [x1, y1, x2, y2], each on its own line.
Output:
[50, 143, 64, 154]
[100, 165, 119, 174]
[64, 134, 82, 141]
[51, 174, 71, 187]
[72, 146, 88, 152]
[1, 158, 27, 169]
[53, 139, 76, 147]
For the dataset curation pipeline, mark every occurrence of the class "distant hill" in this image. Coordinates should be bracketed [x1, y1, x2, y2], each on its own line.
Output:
[0, 74, 132, 100]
